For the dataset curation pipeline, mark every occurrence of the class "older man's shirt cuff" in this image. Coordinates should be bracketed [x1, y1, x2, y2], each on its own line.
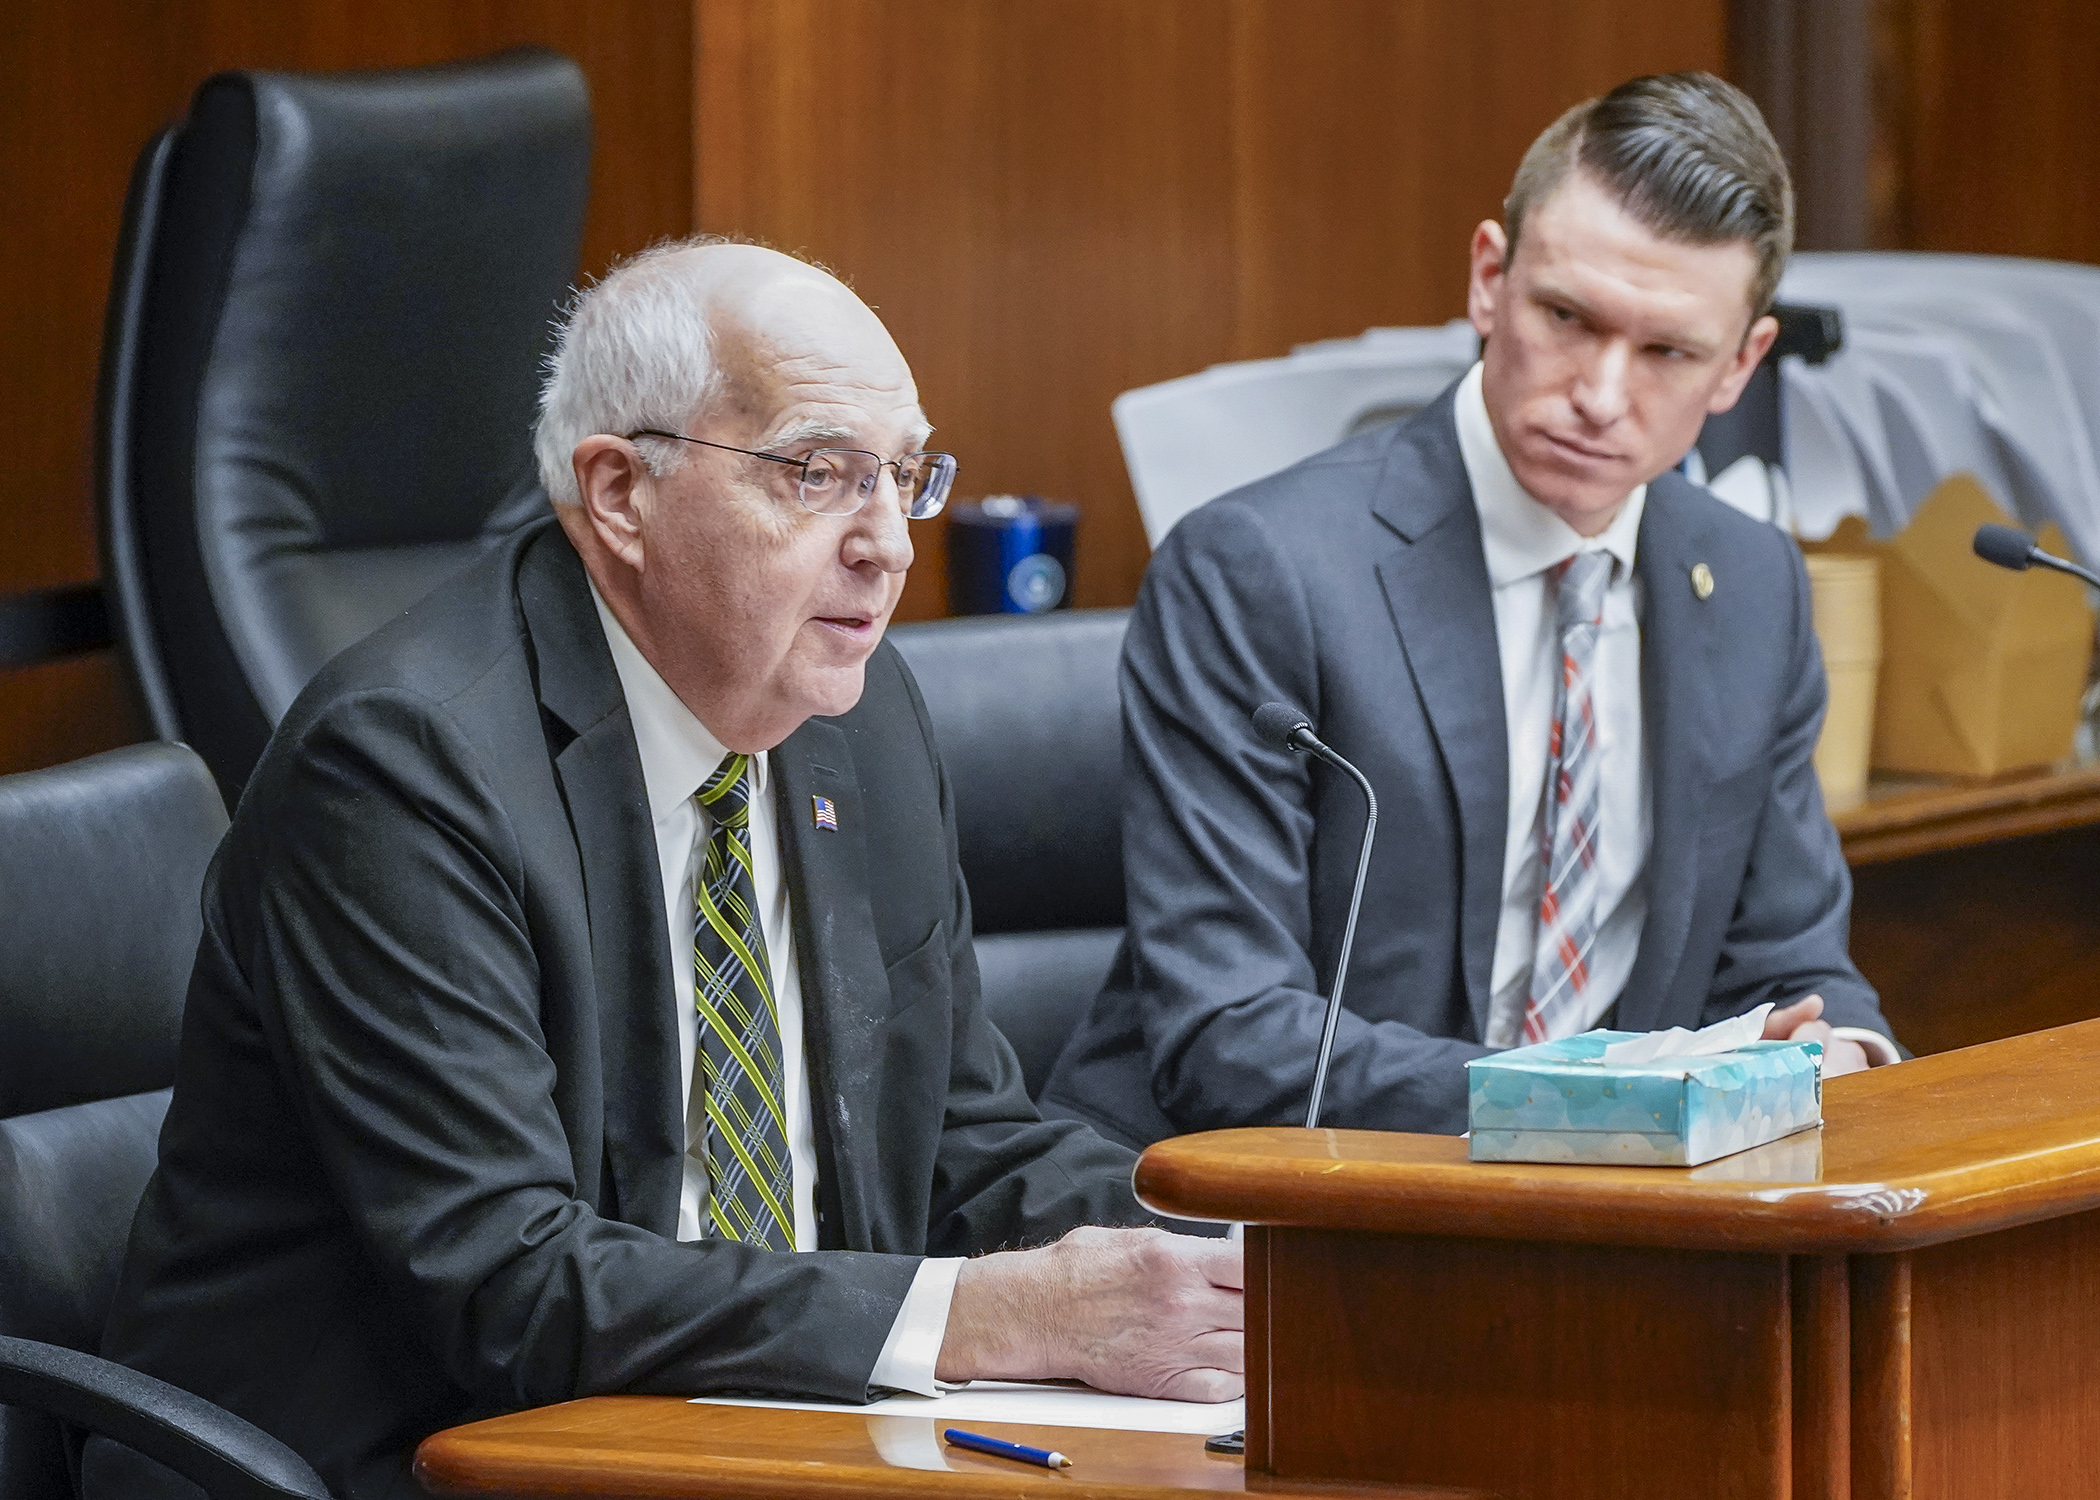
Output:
[1830, 1026, 1903, 1067]
[868, 1257, 964, 1397]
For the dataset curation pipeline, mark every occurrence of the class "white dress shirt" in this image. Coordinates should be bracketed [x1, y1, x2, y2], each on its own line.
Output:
[589, 584, 961, 1394]
[1454, 363, 1653, 1046]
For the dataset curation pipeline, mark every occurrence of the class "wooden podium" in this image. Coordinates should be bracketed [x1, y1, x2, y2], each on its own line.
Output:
[418, 1022, 2100, 1500]
[1134, 1020, 2100, 1500]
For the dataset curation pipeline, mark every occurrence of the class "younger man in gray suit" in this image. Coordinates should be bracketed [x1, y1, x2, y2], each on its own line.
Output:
[1044, 72, 1900, 1148]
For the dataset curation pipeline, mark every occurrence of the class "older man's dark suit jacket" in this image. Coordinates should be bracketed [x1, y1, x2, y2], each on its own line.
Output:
[96, 520, 1146, 1500]
[1041, 385, 1893, 1149]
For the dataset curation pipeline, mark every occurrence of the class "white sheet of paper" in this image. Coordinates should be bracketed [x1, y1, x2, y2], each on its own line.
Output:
[1601, 1002, 1774, 1066]
[688, 1379, 1243, 1436]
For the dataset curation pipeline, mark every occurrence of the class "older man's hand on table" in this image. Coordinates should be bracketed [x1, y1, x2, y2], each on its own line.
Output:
[936, 1226, 1243, 1402]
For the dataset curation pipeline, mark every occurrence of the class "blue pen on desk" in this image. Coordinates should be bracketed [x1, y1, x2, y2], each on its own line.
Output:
[943, 1427, 1073, 1470]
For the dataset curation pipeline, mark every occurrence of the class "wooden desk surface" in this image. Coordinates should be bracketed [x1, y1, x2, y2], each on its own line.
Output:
[1136, 1018, 2100, 1254]
[414, 1397, 1486, 1500]
[1834, 758, 2100, 864]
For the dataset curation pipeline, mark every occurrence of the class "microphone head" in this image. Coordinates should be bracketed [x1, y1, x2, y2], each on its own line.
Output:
[1252, 701, 1313, 750]
[1974, 524, 2038, 572]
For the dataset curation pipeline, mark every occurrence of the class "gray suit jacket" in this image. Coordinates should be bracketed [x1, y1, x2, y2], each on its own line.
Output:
[1041, 386, 1891, 1148]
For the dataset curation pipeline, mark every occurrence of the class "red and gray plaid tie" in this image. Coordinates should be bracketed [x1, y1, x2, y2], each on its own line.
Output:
[1523, 551, 1614, 1043]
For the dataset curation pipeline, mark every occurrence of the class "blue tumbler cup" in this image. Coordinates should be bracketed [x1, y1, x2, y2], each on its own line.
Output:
[945, 495, 1078, 616]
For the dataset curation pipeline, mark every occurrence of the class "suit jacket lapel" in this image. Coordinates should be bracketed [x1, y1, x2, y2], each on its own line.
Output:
[1370, 394, 1509, 1039]
[517, 531, 685, 1236]
[1617, 477, 1720, 1033]
[769, 717, 890, 1252]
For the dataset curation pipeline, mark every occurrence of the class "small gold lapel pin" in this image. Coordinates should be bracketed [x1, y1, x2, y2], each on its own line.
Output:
[1690, 562, 1715, 600]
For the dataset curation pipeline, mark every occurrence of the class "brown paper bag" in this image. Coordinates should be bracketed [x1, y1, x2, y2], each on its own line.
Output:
[1816, 475, 2095, 778]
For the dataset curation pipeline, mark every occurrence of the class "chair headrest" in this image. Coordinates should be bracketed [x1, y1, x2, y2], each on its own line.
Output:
[112, 50, 592, 776]
[888, 610, 1129, 933]
[0, 745, 226, 1117]
[143, 49, 590, 553]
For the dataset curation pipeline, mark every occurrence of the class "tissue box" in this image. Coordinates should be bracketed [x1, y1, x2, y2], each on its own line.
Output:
[1465, 1031, 1822, 1167]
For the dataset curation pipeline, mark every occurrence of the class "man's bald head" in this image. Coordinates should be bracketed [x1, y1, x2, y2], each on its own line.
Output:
[534, 237, 919, 507]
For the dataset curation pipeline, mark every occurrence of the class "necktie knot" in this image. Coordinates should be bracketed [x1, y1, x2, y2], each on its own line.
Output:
[697, 751, 752, 827]
[1553, 551, 1613, 632]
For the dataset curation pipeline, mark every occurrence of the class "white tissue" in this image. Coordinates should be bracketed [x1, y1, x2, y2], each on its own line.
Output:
[1600, 1003, 1774, 1066]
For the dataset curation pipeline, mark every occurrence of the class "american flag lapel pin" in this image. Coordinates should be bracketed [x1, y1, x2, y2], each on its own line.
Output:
[811, 794, 839, 831]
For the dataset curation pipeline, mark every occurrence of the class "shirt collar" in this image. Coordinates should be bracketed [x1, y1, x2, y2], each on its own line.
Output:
[588, 580, 768, 822]
[1453, 361, 1646, 589]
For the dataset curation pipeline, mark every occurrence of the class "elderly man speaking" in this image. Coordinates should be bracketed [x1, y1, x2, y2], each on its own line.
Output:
[95, 241, 1240, 1500]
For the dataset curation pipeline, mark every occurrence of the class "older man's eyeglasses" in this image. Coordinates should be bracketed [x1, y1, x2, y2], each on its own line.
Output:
[626, 429, 958, 520]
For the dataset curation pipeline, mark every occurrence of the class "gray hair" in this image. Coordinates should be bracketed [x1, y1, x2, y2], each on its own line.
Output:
[533, 235, 738, 508]
[1505, 72, 1794, 319]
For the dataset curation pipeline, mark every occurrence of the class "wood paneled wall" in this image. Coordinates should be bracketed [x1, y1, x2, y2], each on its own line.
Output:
[0, 0, 691, 775]
[6, 0, 2096, 775]
[694, 0, 1727, 621]
[1873, 0, 2100, 262]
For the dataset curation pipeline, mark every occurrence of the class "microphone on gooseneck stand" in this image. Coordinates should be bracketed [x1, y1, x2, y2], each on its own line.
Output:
[1973, 524, 2100, 590]
[1250, 703, 1379, 1131]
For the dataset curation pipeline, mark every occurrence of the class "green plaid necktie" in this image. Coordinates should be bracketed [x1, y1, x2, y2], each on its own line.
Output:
[687, 752, 794, 1250]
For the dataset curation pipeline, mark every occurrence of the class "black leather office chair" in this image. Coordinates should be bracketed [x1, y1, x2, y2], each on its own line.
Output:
[888, 610, 1129, 1098]
[0, 744, 326, 1500]
[97, 49, 593, 804]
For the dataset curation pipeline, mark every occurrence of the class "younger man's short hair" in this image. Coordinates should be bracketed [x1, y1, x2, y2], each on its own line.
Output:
[1504, 71, 1794, 319]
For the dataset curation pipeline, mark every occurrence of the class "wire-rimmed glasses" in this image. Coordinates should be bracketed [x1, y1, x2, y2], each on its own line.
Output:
[626, 429, 958, 519]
